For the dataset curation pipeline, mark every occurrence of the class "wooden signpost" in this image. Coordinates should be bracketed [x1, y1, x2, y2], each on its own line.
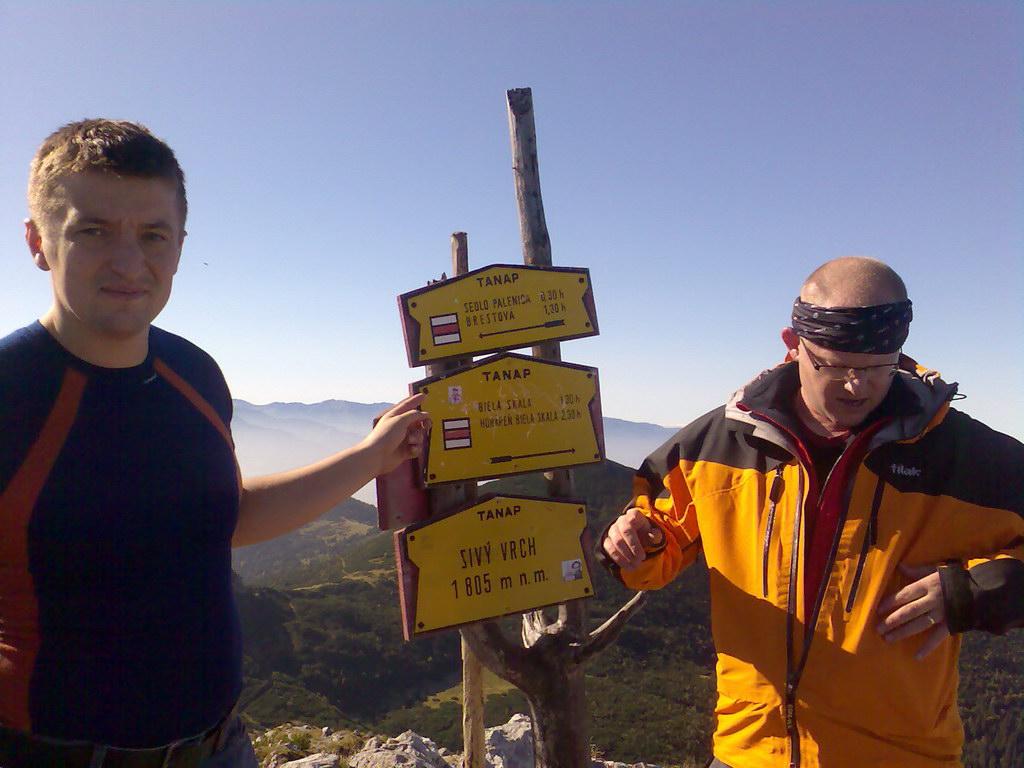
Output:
[395, 494, 594, 638]
[399, 264, 598, 366]
[385, 89, 641, 768]
[412, 353, 603, 485]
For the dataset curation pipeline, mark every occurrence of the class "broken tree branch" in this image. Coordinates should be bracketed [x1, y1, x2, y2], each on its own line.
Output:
[576, 591, 649, 664]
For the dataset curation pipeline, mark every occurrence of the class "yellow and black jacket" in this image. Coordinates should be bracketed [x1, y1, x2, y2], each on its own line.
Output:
[605, 361, 1024, 768]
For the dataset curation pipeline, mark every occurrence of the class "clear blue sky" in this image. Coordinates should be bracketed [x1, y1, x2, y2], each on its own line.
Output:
[2, 1, 1020, 439]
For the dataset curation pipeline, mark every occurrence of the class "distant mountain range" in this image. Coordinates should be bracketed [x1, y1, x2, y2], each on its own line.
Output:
[230, 398, 677, 503]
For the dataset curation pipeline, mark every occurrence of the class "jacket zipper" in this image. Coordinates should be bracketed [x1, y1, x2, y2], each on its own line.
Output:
[785, 467, 804, 768]
[762, 466, 785, 599]
[787, 464, 859, 768]
[844, 474, 886, 614]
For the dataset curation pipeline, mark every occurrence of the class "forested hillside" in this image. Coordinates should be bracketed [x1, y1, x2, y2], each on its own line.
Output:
[234, 460, 1024, 766]
[232, 496, 378, 584]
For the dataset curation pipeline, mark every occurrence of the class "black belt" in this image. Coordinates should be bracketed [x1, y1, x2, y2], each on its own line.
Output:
[0, 706, 236, 768]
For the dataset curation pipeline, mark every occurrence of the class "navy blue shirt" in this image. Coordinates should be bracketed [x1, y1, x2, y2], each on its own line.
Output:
[0, 322, 242, 747]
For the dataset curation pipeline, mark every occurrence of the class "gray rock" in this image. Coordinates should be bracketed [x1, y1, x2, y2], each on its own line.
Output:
[484, 713, 534, 768]
[477, 713, 667, 768]
[348, 730, 451, 768]
[278, 755, 340, 768]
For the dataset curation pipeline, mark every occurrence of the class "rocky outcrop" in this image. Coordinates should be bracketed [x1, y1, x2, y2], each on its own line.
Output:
[255, 723, 365, 768]
[341, 714, 665, 768]
[347, 731, 455, 768]
[277, 756, 340, 768]
[257, 715, 666, 768]
[484, 713, 533, 768]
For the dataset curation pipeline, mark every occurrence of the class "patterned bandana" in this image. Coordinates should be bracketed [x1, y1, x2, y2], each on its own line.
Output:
[791, 298, 912, 354]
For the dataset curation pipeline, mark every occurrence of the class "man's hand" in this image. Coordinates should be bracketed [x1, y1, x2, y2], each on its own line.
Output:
[876, 563, 950, 660]
[362, 394, 431, 477]
[602, 508, 665, 572]
[235, 394, 431, 547]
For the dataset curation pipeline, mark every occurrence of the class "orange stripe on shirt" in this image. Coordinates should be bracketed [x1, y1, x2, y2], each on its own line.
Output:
[0, 367, 87, 730]
[153, 359, 242, 493]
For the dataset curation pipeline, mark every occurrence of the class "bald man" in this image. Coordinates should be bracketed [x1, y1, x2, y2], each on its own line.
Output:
[600, 257, 1024, 768]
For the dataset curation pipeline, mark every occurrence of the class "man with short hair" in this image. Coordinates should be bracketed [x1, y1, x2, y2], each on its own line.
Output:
[0, 119, 429, 767]
[601, 256, 1024, 768]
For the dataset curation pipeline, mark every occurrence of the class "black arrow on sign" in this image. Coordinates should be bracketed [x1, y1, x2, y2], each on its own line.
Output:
[479, 319, 565, 339]
[490, 448, 576, 464]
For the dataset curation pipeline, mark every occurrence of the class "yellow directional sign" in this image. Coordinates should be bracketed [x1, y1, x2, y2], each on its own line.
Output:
[399, 264, 598, 366]
[412, 353, 603, 485]
[396, 494, 594, 637]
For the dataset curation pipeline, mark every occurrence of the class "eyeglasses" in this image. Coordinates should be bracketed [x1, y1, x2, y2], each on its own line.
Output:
[800, 341, 899, 383]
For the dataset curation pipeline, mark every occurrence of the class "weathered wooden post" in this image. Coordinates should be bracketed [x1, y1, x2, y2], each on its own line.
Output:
[462, 634, 485, 768]
[508, 84, 588, 765]
[458, 87, 648, 768]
